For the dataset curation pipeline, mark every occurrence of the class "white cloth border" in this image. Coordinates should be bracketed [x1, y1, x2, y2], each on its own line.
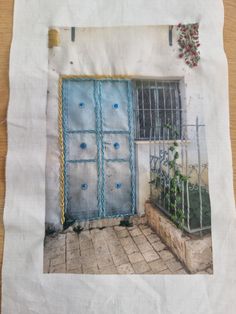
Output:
[2, 0, 236, 313]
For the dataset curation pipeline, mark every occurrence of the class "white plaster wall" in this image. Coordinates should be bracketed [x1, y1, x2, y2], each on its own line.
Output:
[46, 26, 208, 226]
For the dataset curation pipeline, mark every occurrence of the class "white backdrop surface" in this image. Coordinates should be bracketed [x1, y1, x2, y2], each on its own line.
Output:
[2, 0, 236, 313]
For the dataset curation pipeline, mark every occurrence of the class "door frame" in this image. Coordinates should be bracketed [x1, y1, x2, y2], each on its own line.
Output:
[59, 75, 136, 224]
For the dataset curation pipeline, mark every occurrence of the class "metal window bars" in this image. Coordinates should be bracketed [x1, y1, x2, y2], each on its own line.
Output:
[149, 117, 211, 234]
[134, 80, 183, 141]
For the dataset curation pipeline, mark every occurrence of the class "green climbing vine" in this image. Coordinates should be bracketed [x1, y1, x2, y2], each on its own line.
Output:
[150, 125, 189, 230]
[166, 133, 188, 230]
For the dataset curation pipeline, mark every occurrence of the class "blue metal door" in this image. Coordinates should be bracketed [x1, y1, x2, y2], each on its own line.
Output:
[62, 78, 135, 221]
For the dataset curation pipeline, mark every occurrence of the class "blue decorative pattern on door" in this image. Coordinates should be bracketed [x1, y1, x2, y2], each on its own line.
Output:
[62, 78, 136, 220]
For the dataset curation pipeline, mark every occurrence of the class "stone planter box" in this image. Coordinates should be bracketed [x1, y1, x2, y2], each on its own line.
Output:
[145, 201, 213, 274]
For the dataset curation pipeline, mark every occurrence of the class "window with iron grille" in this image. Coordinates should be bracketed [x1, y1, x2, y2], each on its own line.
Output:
[133, 80, 183, 140]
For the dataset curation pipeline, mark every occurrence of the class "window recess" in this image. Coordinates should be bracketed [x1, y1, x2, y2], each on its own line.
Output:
[133, 80, 183, 141]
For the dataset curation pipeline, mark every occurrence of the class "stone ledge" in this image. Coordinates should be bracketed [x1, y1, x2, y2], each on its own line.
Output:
[145, 201, 213, 274]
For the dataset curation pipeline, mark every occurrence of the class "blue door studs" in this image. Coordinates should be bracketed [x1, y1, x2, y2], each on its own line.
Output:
[61, 78, 136, 221]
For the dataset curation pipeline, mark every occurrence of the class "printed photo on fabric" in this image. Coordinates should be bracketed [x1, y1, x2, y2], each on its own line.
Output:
[44, 26, 213, 275]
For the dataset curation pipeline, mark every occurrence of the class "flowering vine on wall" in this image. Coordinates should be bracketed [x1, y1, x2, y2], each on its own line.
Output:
[177, 23, 200, 68]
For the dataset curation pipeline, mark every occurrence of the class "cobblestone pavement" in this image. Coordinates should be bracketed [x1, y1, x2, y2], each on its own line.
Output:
[44, 224, 212, 275]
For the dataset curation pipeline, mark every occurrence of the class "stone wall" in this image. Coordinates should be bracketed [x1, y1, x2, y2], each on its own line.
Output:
[145, 201, 213, 273]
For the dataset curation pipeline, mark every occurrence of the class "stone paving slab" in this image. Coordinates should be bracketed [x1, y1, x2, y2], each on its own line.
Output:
[112, 253, 129, 267]
[44, 223, 212, 275]
[117, 263, 135, 274]
[142, 249, 160, 263]
[128, 252, 144, 264]
[132, 260, 151, 274]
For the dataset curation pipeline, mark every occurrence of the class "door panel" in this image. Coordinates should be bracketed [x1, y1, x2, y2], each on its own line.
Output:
[66, 80, 96, 131]
[67, 133, 97, 161]
[105, 162, 132, 216]
[101, 81, 129, 131]
[103, 133, 130, 160]
[67, 162, 99, 220]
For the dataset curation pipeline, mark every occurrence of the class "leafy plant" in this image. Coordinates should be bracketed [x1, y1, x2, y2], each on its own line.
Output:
[63, 212, 75, 230]
[171, 209, 185, 229]
[165, 137, 188, 230]
[45, 225, 56, 236]
[150, 125, 189, 230]
[73, 224, 84, 234]
[120, 216, 133, 227]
